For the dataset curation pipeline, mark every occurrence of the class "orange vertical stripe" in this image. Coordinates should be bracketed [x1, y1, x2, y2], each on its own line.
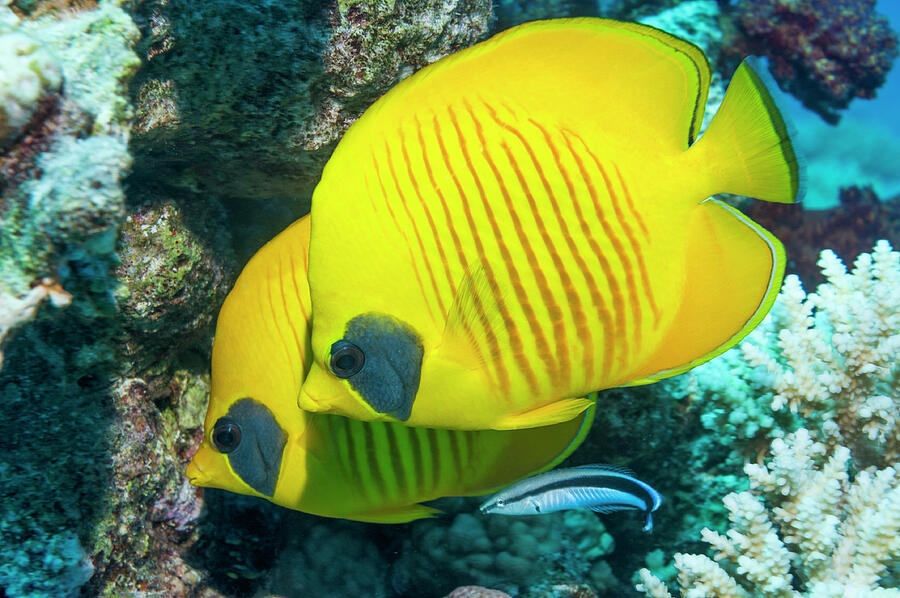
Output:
[529, 118, 603, 384]
[414, 120, 493, 379]
[451, 101, 539, 393]
[287, 252, 309, 322]
[264, 267, 301, 388]
[482, 102, 569, 389]
[277, 254, 307, 360]
[466, 101, 555, 390]
[560, 131, 625, 377]
[398, 127, 454, 319]
[615, 164, 661, 325]
[383, 139, 447, 320]
[433, 111, 511, 394]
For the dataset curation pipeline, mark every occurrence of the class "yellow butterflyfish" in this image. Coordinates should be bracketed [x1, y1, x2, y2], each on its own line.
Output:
[186, 215, 594, 523]
[299, 18, 803, 431]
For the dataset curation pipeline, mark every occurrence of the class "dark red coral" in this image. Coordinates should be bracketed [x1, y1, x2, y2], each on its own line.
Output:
[727, 0, 898, 123]
[745, 186, 900, 288]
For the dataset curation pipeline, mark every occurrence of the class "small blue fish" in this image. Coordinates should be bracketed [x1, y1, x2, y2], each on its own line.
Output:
[479, 465, 662, 532]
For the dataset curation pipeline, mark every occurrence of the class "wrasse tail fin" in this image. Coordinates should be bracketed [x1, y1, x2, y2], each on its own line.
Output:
[493, 396, 596, 430]
[345, 503, 442, 524]
[625, 198, 784, 384]
[692, 57, 805, 203]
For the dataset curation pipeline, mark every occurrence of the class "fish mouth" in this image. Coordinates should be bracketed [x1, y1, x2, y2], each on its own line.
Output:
[185, 459, 209, 486]
[298, 387, 325, 411]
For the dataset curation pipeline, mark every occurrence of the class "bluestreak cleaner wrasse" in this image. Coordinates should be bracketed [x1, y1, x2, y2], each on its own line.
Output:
[298, 18, 803, 431]
[185, 215, 595, 523]
[480, 465, 662, 532]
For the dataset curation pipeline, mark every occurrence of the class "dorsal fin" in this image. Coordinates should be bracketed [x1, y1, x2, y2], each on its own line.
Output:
[344, 18, 712, 159]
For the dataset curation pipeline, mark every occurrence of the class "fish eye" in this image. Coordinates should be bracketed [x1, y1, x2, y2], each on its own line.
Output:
[496, 499, 505, 508]
[329, 340, 365, 378]
[212, 417, 242, 453]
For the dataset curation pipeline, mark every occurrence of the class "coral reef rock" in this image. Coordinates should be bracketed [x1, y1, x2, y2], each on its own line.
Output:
[394, 502, 616, 596]
[746, 186, 900, 288]
[115, 193, 235, 373]
[727, 0, 899, 123]
[0, 27, 61, 149]
[0, 0, 139, 370]
[130, 0, 492, 201]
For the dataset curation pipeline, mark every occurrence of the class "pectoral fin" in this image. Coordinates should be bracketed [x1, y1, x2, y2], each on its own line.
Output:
[441, 264, 509, 370]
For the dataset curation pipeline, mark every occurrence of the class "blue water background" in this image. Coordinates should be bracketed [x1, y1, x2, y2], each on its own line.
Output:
[785, 0, 900, 208]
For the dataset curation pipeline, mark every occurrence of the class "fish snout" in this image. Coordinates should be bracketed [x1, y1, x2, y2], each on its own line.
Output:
[298, 386, 326, 413]
[185, 445, 218, 487]
[186, 458, 208, 486]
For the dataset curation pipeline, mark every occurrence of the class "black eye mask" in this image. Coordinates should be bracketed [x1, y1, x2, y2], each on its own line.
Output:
[331, 313, 424, 421]
[215, 398, 286, 496]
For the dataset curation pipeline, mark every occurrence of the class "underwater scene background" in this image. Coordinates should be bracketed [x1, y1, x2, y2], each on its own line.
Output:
[1, 0, 899, 596]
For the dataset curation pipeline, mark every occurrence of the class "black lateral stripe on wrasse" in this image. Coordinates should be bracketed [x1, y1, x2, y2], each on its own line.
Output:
[507, 471, 656, 509]
[591, 502, 644, 513]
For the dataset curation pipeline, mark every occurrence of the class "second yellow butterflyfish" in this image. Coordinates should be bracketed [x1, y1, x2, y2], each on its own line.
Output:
[299, 18, 802, 430]
[186, 215, 594, 523]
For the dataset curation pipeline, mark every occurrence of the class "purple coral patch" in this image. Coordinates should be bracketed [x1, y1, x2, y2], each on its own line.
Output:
[729, 0, 899, 123]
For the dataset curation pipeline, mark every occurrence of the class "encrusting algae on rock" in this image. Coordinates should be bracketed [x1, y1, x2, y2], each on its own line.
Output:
[0, 0, 138, 369]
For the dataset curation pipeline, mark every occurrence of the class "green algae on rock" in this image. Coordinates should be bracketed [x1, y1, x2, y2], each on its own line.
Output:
[115, 194, 236, 373]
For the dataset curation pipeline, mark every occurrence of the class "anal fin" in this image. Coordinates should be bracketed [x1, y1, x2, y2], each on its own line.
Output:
[628, 198, 784, 383]
[493, 396, 596, 430]
[345, 503, 442, 524]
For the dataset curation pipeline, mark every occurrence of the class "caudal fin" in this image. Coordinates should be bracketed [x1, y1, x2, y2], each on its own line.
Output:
[693, 57, 805, 203]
